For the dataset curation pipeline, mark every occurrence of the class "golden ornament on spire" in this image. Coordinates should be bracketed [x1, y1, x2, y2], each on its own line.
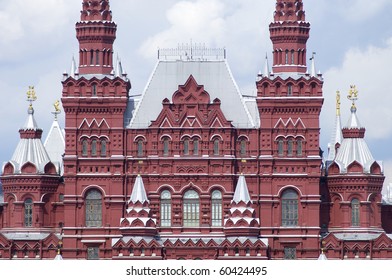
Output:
[347, 85, 359, 109]
[336, 90, 341, 116]
[26, 86, 37, 110]
[52, 100, 61, 120]
[54, 100, 61, 113]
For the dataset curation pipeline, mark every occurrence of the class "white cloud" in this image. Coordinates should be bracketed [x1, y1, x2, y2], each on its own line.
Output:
[0, 0, 79, 60]
[139, 0, 226, 60]
[340, 0, 390, 22]
[321, 37, 392, 147]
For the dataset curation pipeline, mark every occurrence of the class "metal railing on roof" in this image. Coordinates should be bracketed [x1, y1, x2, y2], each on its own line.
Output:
[158, 43, 226, 61]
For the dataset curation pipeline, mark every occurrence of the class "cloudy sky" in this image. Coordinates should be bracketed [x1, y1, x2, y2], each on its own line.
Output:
[1, 0, 392, 188]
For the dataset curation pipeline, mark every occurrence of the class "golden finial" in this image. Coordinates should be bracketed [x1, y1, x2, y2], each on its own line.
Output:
[336, 90, 341, 116]
[52, 100, 61, 120]
[347, 85, 359, 110]
[26, 86, 37, 111]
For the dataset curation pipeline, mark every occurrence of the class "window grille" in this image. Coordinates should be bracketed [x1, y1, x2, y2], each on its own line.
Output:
[193, 139, 199, 155]
[284, 247, 296, 259]
[87, 247, 99, 260]
[85, 189, 102, 227]
[82, 140, 88, 156]
[24, 198, 33, 227]
[282, 189, 298, 226]
[183, 190, 200, 227]
[351, 199, 360, 226]
[213, 139, 220, 155]
[100, 140, 107, 157]
[160, 191, 171, 227]
[91, 140, 97, 156]
[211, 190, 222, 227]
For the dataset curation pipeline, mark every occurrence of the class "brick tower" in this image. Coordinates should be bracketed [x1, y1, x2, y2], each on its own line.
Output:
[61, 0, 131, 259]
[256, 0, 324, 259]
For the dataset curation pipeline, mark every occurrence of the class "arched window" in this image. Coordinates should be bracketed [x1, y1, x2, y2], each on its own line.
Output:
[91, 139, 97, 156]
[160, 190, 171, 227]
[297, 139, 303, 156]
[100, 140, 107, 157]
[291, 50, 295, 65]
[183, 138, 190, 155]
[285, 50, 289, 64]
[24, 198, 33, 227]
[282, 189, 298, 227]
[183, 190, 200, 227]
[90, 50, 94, 65]
[278, 139, 284, 156]
[193, 139, 199, 155]
[82, 139, 88, 156]
[137, 139, 144, 157]
[92, 84, 97, 96]
[287, 139, 293, 156]
[240, 139, 247, 156]
[351, 199, 360, 227]
[96, 50, 100, 65]
[85, 189, 102, 227]
[211, 190, 222, 227]
[287, 84, 293, 96]
[163, 137, 169, 156]
[213, 139, 220, 155]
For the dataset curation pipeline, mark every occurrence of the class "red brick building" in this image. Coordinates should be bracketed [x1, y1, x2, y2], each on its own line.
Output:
[1, 0, 391, 260]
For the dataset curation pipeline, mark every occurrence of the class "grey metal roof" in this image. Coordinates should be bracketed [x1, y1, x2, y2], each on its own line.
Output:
[6, 108, 52, 174]
[44, 119, 65, 175]
[3, 232, 52, 241]
[327, 114, 343, 161]
[333, 232, 382, 241]
[127, 59, 256, 129]
[334, 108, 379, 174]
[382, 183, 392, 205]
[128, 175, 149, 204]
[232, 175, 252, 204]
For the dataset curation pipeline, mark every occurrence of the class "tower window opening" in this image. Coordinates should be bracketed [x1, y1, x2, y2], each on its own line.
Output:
[193, 139, 199, 155]
[213, 138, 220, 156]
[278, 139, 284, 156]
[24, 198, 33, 227]
[351, 199, 360, 227]
[281, 189, 298, 227]
[285, 50, 289, 64]
[287, 84, 293, 96]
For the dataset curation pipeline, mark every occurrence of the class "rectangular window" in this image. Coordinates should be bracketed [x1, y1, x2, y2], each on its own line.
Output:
[211, 199, 222, 227]
[193, 139, 199, 155]
[284, 247, 296, 260]
[161, 201, 171, 227]
[183, 200, 200, 227]
[297, 140, 303, 156]
[87, 247, 99, 260]
[282, 199, 298, 226]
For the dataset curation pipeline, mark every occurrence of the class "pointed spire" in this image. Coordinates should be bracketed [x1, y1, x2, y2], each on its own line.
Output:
[116, 55, 123, 77]
[327, 91, 343, 161]
[24, 86, 39, 130]
[310, 52, 316, 77]
[70, 56, 77, 77]
[8, 87, 52, 174]
[129, 175, 149, 204]
[232, 174, 252, 204]
[44, 101, 65, 175]
[263, 54, 270, 77]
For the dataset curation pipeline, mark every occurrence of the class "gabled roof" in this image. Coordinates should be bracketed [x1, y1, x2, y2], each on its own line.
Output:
[127, 59, 256, 129]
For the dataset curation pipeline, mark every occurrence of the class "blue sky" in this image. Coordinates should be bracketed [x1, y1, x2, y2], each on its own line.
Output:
[1, 0, 392, 188]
